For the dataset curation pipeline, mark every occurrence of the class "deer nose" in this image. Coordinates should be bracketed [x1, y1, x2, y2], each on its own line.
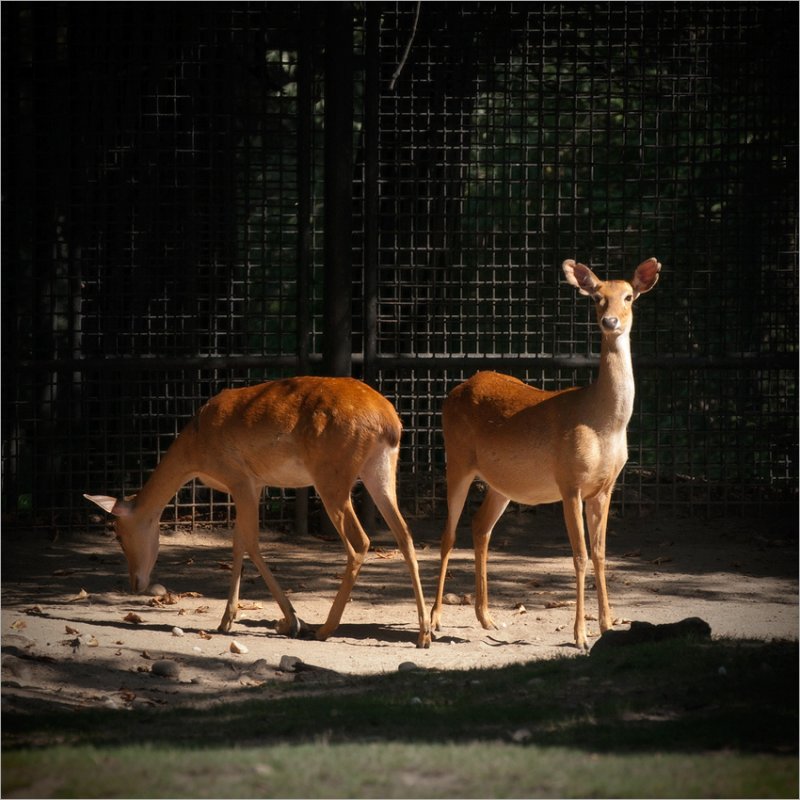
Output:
[130, 572, 149, 593]
[602, 316, 620, 331]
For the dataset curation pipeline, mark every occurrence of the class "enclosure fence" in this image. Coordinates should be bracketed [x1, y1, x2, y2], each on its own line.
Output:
[2, 2, 797, 533]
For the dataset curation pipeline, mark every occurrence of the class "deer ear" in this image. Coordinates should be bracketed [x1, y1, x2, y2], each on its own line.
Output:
[631, 258, 661, 297]
[563, 260, 602, 296]
[84, 493, 135, 517]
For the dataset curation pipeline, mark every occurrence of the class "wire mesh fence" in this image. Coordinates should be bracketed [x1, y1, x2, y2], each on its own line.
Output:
[2, 2, 797, 533]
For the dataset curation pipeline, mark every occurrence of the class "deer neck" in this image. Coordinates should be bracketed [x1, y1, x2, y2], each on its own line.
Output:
[131, 431, 198, 521]
[592, 331, 635, 429]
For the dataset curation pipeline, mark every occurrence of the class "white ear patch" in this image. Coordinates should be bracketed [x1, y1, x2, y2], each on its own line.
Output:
[84, 494, 121, 515]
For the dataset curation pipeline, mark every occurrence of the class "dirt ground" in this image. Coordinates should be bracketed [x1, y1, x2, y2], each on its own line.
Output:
[2, 506, 797, 715]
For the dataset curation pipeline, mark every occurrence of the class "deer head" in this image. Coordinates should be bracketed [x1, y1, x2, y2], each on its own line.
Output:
[563, 258, 661, 338]
[84, 493, 160, 593]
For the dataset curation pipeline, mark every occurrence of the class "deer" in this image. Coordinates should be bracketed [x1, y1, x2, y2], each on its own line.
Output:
[430, 257, 661, 651]
[85, 375, 432, 649]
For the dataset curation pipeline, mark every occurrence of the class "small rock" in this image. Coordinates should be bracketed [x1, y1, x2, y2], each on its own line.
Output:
[171, 627, 185, 637]
[151, 659, 180, 679]
[511, 727, 532, 743]
[279, 655, 303, 672]
[230, 640, 248, 655]
[398, 661, 421, 672]
[410, 696, 422, 705]
[3, 634, 34, 650]
[148, 583, 168, 597]
[2, 655, 33, 683]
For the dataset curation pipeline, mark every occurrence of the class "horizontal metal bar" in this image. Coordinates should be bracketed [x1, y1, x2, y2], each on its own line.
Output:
[4, 355, 322, 372]
[369, 353, 799, 371]
[5, 352, 797, 373]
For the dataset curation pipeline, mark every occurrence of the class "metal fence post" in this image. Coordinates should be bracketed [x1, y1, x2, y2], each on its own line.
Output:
[323, 2, 353, 378]
[294, 3, 314, 537]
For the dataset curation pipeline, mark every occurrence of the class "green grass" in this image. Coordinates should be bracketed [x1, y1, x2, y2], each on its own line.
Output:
[2, 742, 795, 799]
[3, 638, 798, 798]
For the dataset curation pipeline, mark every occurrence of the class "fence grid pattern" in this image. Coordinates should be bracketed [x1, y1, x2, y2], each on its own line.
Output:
[2, 2, 797, 531]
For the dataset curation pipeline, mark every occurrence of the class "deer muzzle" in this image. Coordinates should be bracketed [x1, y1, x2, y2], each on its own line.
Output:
[601, 316, 620, 332]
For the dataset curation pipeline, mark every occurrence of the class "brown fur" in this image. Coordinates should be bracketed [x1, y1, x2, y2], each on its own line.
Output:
[86, 376, 431, 648]
[431, 258, 660, 650]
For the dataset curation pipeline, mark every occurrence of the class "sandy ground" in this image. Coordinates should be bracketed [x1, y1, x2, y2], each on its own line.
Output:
[2, 506, 797, 714]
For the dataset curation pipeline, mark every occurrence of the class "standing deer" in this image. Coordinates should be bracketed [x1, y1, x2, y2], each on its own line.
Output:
[430, 258, 660, 650]
[86, 376, 432, 648]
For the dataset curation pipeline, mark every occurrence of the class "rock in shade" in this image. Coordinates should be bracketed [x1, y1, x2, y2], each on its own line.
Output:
[591, 617, 711, 654]
[151, 659, 180, 679]
[2, 655, 33, 683]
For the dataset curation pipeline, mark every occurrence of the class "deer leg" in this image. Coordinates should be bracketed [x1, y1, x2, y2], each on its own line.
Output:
[585, 490, 613, 635]
[472, 488, 510, 630]
[361, 449, 431, 648]
[431, 470, 474, 631]
[561, 490, 589, 651]
[219, 533, 246, 633]
[315, 491, 369, 641]
[230, 487, 301, 638]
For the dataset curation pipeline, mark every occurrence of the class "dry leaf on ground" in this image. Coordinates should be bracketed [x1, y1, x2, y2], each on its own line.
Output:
[545, 600, 572, 609]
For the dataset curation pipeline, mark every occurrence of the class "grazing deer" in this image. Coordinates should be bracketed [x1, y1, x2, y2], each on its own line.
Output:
[430, 258, 660, 650]
[86, 376, 432, 648]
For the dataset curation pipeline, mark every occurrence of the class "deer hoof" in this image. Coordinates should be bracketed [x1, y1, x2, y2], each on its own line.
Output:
[417, 629, 432, 649]
[217, 617, 234, 634]
[276, 616, 302, 638]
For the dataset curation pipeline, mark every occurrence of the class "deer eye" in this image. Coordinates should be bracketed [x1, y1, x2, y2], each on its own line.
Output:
[625, 294, 633, 303]
[592, 294, 605, 305]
